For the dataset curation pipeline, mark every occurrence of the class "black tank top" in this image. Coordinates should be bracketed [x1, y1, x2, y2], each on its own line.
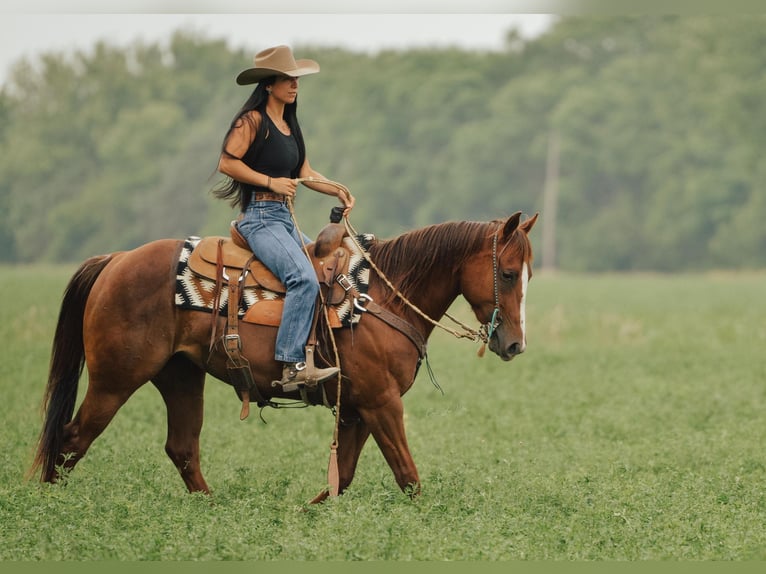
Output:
[241, 115, 300, 192]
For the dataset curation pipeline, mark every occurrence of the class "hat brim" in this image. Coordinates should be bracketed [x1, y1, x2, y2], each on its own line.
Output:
[236, 59, 320, 85]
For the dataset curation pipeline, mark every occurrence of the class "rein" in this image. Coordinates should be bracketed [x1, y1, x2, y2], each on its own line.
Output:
[286, 177, 502, 497]
[343, 212, 503, 359]
[343, 216, 497, 347]
[288, 179, 344, 496]
[296, 177, 502, 352]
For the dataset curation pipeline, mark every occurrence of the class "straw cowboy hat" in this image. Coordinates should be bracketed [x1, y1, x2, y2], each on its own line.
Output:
[236, 45, 320, 85]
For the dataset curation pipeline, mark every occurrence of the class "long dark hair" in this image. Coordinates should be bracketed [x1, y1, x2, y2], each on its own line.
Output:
[212, 76, 307, 209]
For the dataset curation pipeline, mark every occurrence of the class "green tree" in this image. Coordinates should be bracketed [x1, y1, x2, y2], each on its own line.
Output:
[1, 17, 764, 271]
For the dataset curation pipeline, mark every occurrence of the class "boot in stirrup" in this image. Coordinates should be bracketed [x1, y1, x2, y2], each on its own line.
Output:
[273, 361, 340, 393]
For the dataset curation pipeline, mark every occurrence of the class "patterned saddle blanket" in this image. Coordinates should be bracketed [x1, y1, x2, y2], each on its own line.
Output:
[175, 223, 374, 328]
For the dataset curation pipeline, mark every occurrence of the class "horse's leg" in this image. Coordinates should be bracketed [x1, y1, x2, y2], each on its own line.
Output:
[309, 419, 371, 504]
[360, 393, 421, 496]
[59, 240, 180, 480]
[57, 378, 141, 477]
[151, 354, 210, 494]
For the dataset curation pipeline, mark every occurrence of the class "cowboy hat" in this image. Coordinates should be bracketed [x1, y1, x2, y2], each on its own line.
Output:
[236, 45, 320, 85]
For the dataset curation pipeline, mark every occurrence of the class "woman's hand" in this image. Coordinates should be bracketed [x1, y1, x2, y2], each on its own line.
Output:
[339, 189, 355, 216]
[269, 177, 298, 198]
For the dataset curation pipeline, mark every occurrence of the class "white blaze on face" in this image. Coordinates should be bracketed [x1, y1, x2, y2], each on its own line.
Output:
[520, 262, 529, 351]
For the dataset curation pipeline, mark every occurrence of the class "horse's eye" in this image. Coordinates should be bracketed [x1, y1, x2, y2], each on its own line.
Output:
[501, 270, 518, 284]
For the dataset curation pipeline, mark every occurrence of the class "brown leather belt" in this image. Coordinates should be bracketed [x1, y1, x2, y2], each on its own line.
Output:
[251, 191, 286, 203]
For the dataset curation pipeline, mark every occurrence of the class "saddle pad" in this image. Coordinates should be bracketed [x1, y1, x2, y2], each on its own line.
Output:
[174, 234, 375, 327]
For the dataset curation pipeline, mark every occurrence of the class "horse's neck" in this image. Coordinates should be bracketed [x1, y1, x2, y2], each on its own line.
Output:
[418, 275, 460, 335]
[381, 261, 462, 339]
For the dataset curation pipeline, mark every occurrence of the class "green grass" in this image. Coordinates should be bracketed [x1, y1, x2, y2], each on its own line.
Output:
[1, 265, 765, 560]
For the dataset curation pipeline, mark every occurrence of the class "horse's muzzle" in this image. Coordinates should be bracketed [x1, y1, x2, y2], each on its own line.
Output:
[489, 336, 525, 361]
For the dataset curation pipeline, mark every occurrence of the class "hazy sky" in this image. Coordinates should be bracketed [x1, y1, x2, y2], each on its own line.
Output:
[0, 12, 555, 85]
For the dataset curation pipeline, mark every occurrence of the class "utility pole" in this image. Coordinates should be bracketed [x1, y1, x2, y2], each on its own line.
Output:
[541, 130, 559, 272]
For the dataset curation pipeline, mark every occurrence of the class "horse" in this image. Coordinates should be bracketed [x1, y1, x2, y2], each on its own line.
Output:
[30, 210, 538, 503]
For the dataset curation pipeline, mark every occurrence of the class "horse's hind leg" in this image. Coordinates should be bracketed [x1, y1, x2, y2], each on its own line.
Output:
[152, 354, 210, 494]
[57, 382, 139, 478]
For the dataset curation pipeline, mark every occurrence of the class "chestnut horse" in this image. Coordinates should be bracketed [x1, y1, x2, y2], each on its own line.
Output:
[30, 211, 537, 502]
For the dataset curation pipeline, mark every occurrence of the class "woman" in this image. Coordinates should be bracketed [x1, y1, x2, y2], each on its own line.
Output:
[214, 45, 355, 390]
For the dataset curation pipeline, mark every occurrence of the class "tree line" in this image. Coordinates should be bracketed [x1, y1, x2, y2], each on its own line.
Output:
[1, 15, 764, 271]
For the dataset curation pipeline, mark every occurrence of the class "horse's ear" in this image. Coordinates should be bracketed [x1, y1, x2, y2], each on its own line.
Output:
[501, 212, 523, 240]
[519, 212, 539, 234]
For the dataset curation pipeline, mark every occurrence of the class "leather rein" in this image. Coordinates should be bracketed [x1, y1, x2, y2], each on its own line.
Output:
[297, 177, 501, 353]
[342, 212, 501, 356]
[290, 178, 503, 498]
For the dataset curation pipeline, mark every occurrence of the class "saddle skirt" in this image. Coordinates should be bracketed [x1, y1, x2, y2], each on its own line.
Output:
[175, 223, 374, 328]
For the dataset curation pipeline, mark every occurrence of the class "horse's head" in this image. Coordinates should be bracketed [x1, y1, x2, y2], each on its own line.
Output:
[462, 212, 539, 361]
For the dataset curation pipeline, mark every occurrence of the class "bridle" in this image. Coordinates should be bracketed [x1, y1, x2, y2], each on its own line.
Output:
[478, 229, 502, 346]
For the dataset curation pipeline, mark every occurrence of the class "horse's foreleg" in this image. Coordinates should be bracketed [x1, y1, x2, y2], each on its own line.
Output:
[360, 394, 421, 497]
[152, 355, 210, 494]
[309, 418, 371, 504]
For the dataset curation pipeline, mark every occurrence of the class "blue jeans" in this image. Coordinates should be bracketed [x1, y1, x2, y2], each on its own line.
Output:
[237, 201, 318, 363]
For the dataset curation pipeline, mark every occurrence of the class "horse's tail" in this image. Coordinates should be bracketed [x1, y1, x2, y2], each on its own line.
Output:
[29, 253, 115, 482]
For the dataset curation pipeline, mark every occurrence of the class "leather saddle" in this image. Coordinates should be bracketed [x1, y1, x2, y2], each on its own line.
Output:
[184, 218, 425, 420]
[187, 220, 355, 328]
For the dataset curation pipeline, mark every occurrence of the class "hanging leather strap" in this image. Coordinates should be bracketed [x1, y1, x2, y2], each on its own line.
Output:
[299, 289, 326, 386]
[222, 258, 271, 420]
[363, 300, 427, 359]
[208, 239, 225, 354]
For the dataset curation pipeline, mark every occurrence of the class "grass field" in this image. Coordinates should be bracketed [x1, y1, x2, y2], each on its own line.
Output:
[0, 264, 764, 560]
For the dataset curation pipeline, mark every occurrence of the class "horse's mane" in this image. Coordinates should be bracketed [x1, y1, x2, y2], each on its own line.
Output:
[366, 219, 532, 307]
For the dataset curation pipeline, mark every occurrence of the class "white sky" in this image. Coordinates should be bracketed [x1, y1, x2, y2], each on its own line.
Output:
[0, 12, 555, 85]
